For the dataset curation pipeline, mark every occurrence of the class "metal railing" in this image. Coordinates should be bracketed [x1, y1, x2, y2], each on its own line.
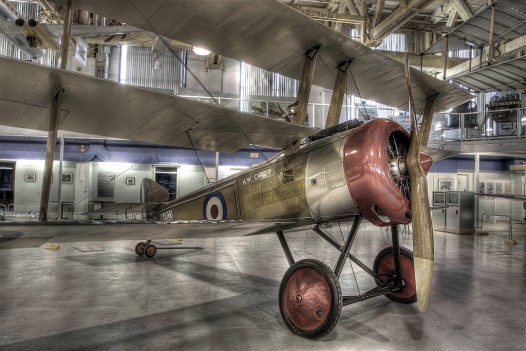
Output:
[177, 95, 398, 129]
[480, 213, 522, 244]
[431, 108, 526, 143]
[0, 210, 39, 222]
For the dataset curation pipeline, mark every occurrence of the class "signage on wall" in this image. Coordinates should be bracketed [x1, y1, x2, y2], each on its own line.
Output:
[97, 173, 115, 197]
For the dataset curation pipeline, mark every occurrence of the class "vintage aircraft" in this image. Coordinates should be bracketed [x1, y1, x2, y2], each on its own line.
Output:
[0, 0, 473, 339]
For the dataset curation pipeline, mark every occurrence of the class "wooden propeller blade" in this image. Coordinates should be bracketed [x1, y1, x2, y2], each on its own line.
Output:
[405, 57, 435, 313]
[407, 137, 434, 313]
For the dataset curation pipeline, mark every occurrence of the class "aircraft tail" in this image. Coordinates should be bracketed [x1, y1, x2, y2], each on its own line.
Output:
[140, 178, 169, 203]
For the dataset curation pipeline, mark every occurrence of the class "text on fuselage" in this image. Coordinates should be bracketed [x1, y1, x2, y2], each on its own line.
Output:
[242, 168, 272, 185]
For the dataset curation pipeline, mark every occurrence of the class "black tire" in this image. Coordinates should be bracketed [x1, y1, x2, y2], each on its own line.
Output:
[145, 244, 157, 258]
[373, 246, 416, 304]
[135, 242, 146, 256]
[279, 259, 342, 339]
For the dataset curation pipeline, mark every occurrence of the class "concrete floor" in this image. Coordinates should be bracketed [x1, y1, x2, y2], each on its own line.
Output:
[0, 221, 524, 350]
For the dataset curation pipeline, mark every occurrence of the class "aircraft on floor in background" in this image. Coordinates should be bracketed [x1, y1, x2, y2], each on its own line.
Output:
[0, 0, 473, 339]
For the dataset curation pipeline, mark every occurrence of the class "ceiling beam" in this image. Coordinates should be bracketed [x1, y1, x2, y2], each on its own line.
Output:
[334, 0, 347, 32]
[366, 0, 441, 47]
[446, 8, 458, 28]
[401, 21, 452, 34]
[452, 0, 474, 21]
[430, 1, 454, 24]
[344, 0, 361, 16]
[292, 6, 366, 23]
[372, 0, 385, 28]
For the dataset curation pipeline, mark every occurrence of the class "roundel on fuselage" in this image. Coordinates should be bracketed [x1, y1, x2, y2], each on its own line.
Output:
[203, 191, 227, 221]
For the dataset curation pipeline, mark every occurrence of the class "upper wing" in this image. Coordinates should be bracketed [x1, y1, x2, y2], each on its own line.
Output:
[49, 0, 473, 112]
[0, 56, 316, 153]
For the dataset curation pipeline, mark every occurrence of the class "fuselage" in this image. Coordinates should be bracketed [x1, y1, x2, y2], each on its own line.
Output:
[151, 118, 416, 227]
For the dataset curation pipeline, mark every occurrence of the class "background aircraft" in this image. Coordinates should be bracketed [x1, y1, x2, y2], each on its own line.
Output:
[0, 0, 473, 338]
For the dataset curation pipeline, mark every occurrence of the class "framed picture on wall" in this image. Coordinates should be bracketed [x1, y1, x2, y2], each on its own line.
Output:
[439, 179, 453, 191]
[495, 182, 503, 194]
[126, 177, 135, 185]
[25, 172, 36, 182]
[478, 182, 485, 193]
[61, 172, 73, 184]
[487, 182, 494, 195]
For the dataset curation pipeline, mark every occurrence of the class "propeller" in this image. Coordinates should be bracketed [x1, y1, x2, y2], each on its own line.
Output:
[404, 57, 436, 313]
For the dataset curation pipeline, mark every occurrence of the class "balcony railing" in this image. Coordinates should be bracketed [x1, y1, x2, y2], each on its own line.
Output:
[177, 95, 398, 129]
[430, 108, 526, 142]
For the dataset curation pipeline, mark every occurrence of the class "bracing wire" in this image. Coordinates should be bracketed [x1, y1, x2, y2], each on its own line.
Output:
[186, 131, 213, 187]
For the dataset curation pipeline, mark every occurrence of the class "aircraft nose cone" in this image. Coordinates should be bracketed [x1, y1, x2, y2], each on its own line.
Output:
[420, 152, 433, 172]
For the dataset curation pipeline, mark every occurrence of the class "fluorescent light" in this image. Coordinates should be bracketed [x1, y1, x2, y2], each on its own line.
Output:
[192, 46, 211, 56]
[120, 45, 128, 84]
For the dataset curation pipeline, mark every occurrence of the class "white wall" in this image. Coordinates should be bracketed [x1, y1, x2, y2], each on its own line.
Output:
[14, 160, 76, 215]
[90, 162, 153, 203]
[177, 165, 206, 197]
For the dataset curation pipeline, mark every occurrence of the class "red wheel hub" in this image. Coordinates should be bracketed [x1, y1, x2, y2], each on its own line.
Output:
[378, 254, 416, 300]
[283, 268, 331, 332]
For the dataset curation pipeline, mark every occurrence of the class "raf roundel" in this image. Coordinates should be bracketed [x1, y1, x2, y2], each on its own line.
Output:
[203, 191, 227, 221]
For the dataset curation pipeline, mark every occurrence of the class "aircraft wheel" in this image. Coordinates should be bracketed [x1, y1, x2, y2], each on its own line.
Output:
[145, 244, 157, 258]
[373, 246, 416, 303]
[135, 242, 146, 256]
[279, 259, 342, 339]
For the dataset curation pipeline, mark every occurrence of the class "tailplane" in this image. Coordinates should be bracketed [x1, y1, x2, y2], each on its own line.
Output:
[141, 178, 170, 203]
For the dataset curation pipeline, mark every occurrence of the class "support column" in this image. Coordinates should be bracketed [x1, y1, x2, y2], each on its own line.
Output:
[488, 4, 496, 64]
[475, 153, 480, 229]
[285, 45, 320, 155]
[325, 59, 352, 129]
[442, 35, 449, 80]
[57, 134, 64, 219]
[38, 0, 74, 221]
[468, 45, 473, 72]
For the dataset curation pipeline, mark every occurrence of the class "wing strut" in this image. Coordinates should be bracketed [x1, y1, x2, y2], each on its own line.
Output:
[39, 0, 75, 221]
[285, 45, 320, 155]
[326, 59, 352, 129]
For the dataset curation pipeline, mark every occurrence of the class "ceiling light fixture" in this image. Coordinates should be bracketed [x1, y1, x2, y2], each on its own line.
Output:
[192, 46, 211, 56]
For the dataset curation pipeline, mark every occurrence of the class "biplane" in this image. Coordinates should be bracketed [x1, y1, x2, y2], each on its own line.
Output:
[0, 0, 473, 338]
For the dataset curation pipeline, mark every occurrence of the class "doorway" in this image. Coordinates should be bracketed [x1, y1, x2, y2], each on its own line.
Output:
[155, 166, 178, 200]
[0, 162, 15, 210]
[457, 173, 470, 192]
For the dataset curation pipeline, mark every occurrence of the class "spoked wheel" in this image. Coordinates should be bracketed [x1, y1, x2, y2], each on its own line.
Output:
[145, 244, 157, 258]
[135, 242, 146, 256]
[279, 259, 342, 339]
[373, 246, 416, 303]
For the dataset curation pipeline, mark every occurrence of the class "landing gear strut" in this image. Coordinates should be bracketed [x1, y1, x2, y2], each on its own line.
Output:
[276, 216, 415, 338]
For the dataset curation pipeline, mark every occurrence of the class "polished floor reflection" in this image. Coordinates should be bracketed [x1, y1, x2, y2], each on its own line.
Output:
[0, 222, 524, 350]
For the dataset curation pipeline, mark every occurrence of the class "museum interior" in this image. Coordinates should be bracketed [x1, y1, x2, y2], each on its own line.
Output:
[0, 1, 525, 350]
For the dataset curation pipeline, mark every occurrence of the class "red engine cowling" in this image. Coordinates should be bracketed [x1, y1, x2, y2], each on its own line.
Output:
[343, 119, 431, 226]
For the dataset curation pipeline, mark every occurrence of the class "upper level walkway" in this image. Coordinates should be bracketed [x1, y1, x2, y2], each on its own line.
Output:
[427, 107, 526, 155]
